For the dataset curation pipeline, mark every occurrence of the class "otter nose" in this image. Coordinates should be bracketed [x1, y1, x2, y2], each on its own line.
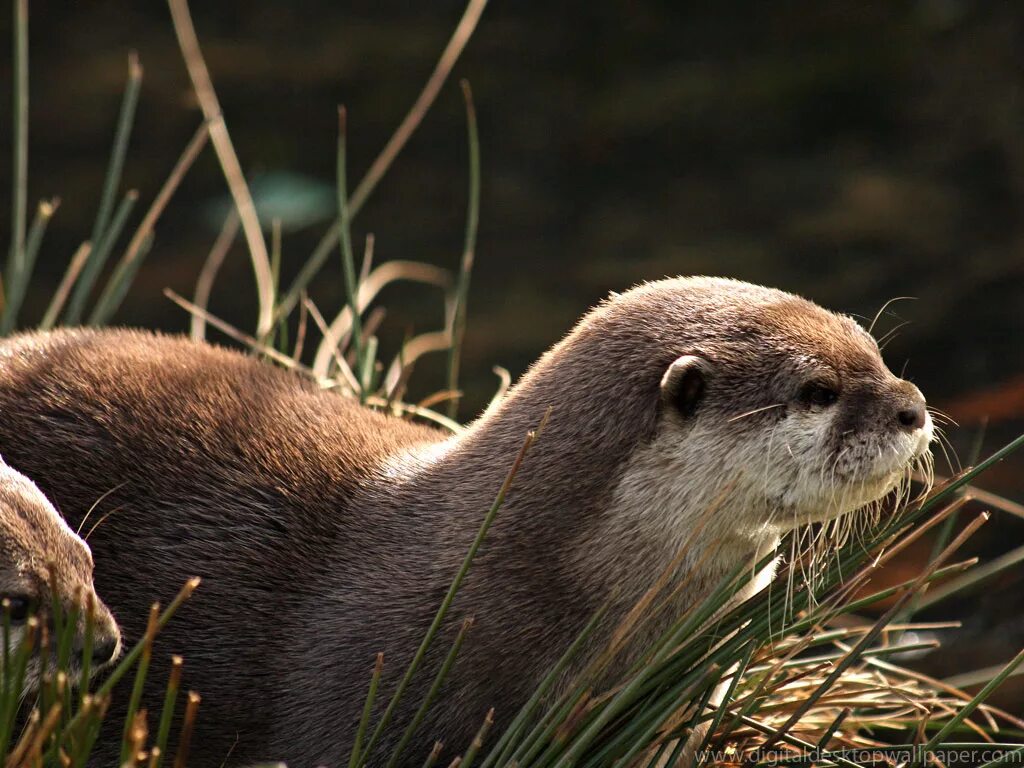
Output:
[897, 401, 927, 431]
[89, 638, 119, 665]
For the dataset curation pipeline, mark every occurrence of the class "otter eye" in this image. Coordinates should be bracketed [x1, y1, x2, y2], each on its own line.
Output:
[800, 382, 838, 407]
[2, 595, 32, 624]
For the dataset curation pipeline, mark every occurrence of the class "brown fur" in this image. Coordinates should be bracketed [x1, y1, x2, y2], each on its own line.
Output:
[0, 277, 929, 765]
[0, 453, 121, 686]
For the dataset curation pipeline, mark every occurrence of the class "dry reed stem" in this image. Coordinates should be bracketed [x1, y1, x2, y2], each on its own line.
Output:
[166, 0, 274, 339]
[191, 211, 239, 341]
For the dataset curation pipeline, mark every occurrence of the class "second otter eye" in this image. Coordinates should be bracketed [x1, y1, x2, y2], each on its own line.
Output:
[800, 382, 838, 407]
[2, 595, 32, 624]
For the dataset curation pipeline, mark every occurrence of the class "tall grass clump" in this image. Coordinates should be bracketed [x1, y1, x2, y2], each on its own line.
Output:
[0, 575, 199, 767]
[4, 0, 1024, 765]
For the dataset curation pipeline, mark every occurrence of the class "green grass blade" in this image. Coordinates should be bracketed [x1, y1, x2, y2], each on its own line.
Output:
[420, 741, 444, 768]
[6, 0, 28, 313]
[336, 107, 363, 391]
[1, 197, 57, 333]
[383, 617, 474, 768]
[481, 604, 608, 768]
[917, 646, 1024, 766]
[460, 707, 494, 768]
[62, 577, 199, 740]
[0, 618, 37, 756]
[694, 642, 754, 766]
[445, 79, 481, 421]
[89, 53, 142, 248]
[272, 0, 489, 324]
[359, 335, 378, 394]
[359, 420, 544, 764]
[63, 190, 138, 325]
[581, 664, 720, 768]
[153, 655, 183, 768]
[88, 231, 154, 326]
[89, 121, 208, 326]
[79, 594, 95, 706]
[0, 602, 14, 757]
[347, 652, 384, 768]
[119, 604, 158, 764]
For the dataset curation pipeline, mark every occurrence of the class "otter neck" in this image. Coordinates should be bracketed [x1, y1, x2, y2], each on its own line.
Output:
[382, 373, 779, 622]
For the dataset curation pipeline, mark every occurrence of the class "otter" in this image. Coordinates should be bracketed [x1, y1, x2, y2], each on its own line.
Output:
[0, 453, 121, 692]
[0, 277, 931, 765]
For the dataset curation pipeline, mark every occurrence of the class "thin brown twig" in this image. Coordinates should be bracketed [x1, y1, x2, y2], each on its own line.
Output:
[292, 290, 309, 363]
[191, 210, 239, 341]
[384, 330, 451, 394]
[312, 260, 451, 377]
[417, 389, 462, 411]
[172, 692, 201, 768]
[39, 241, 91, 329]
[349, 0, 489, 216]
[302, 295, 360, 392]
[166, 0, 274, 339]
[166, 289, 302, 374]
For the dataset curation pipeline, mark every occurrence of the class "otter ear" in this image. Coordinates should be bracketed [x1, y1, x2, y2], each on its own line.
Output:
[660, 355, 710, 418]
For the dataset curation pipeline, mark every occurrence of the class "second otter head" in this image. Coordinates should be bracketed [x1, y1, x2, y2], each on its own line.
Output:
[0, 456, 121, 690]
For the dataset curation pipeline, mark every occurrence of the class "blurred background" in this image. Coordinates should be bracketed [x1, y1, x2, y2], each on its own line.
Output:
[2, 0, 1024, 707]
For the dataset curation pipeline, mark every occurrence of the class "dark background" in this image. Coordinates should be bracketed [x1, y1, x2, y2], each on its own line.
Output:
[2, 0, 1024, 705]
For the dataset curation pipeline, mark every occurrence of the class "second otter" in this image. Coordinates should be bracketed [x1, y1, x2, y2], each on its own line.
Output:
[0, 453, 121, 691]
[0, 277, 931, 764]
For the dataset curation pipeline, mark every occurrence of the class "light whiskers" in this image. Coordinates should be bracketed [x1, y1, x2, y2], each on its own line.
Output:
[728, 403, 785, 423]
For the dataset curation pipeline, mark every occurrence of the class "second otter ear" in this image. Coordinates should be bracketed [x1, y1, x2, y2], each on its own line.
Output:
[660, 355, 710, 418]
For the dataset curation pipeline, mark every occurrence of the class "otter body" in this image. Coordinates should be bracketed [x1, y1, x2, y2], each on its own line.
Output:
[0, 278, 932, 765]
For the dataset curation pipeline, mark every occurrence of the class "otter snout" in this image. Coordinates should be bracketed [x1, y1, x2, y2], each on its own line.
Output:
[89, 637, 120, 666]
[893, 381, 928, 432]
[897, 403, 926, 431]
[72, 599, 122, 670]
[890, 381, 932, 458]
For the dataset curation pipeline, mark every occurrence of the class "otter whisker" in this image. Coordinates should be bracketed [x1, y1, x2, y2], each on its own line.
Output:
[867, 295, 917, 336]
[937, 430, 961, 471]
[877, 320, 911, 351]
[728, 403, 785, 423]
[926, 405, 960, 427]
[786, 527, 798, 621]
[763, 423, 780, 512]
[930, 428, 960, 474]
[75, 481, 128, 537]
[915, 452, 936, 502]
[84, 504, 128, 542]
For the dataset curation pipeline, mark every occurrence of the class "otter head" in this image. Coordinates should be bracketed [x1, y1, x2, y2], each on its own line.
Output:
[552, 278, 936, 562]
[640, 278, 932, 541]
[0, 456, 121, 691]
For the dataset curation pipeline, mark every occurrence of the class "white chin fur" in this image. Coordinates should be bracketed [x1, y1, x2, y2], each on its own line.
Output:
[795, 419, 934, 527]
[608, 409, 935, 557]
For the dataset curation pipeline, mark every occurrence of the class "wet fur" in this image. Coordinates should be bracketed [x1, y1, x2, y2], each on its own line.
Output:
[0, 277, 930, 765]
